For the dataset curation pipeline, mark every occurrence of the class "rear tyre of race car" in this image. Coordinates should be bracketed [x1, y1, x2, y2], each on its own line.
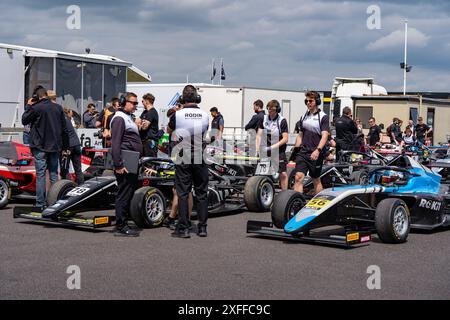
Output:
[0, 177, 10, 209]
[46, 180, 77, 206]
[375, 198, 410, 244]
[130, 187, 166, 228]
[271, 190, 306, 229]
[244, 176, 275, 212]
[349, 170, 369, 185]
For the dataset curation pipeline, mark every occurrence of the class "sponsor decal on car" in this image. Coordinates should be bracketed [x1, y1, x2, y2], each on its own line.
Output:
[304, 195, 335, 210]
[67, 187, 90, 197]
[94, 217, 109, 225]
[418, 199, 442, 211]
[346, 232, 360, 242]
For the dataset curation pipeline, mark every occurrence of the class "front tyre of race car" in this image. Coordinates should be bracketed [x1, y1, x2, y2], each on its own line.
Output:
[0, 177, 10, 209]
[46, 180, 77, 206]
[130, 187, 166, 228]
[244, 176, 275, 212]
[271, 190, 306, 229]
[375, 198, 410, 244]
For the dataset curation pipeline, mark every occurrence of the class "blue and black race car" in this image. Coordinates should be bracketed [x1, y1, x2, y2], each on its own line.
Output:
[247, 155, 450, 247]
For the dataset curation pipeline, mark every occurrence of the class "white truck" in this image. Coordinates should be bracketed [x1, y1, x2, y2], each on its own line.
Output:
[127, 83, 311, 142]
[329, 77, 387, 120]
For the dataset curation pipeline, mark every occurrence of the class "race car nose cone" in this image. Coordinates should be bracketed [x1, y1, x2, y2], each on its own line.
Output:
[284, 214, 316, 234]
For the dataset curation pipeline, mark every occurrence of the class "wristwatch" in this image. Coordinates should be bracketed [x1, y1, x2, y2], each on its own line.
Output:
[316, 147, 322, 152]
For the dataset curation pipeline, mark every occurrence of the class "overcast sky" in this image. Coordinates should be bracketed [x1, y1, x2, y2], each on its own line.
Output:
[1, 0, 450, 91]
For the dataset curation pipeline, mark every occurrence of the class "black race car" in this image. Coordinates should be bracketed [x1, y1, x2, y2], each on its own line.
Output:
[13, 156, 259, 229]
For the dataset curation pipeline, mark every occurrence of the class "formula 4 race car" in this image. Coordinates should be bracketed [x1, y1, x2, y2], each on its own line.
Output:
[247, 155, 450, 248]
[13, 156, 255, 229]
[0, 142, 36, 209]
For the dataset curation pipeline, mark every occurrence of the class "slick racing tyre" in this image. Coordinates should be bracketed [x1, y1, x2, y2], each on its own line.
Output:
[46, 180, 77, 206]
[271, 190, 306, 229]
[349, 170, 369, 185]
[375, 198, 410, 244]
[130, 187, 166, 228]
[244, 176, 275, 212]
[0, 177, 10, 209]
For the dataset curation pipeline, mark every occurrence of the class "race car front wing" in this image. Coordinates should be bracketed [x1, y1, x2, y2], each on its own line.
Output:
[247, 220, 372, 248]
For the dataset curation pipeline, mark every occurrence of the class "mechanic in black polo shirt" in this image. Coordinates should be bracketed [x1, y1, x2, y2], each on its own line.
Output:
[415, 116, 432, 145]
[110, 92, 143, 237]
[388, 118, 403, 145]
[367, 117, 382, 147]
[245, 100, 265, 132]
[209, 107, 224, 144]
[140, 93, 159, 157]
[168, 85, 209, 238]
[292, 91, 330, 195]
[256, 100, 289, 190]
[335, 107, 358, 159]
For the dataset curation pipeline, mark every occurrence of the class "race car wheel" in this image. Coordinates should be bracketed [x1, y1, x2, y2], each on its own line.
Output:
[0, 177, 10, 209]
[46, 180, 77, 206]
[349, 170, 369, 185]
[375, 198, 410, 244]
[271, 190, 306, 229]
[130, 187, 166, 228]
[244, 176, 275, 212]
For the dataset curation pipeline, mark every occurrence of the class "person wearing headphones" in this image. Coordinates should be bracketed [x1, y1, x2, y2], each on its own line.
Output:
[168, 85, 209, 238]
[292, 91, 329, 195]
[256, 100, 289, 190]
[110, 92, 143, 237]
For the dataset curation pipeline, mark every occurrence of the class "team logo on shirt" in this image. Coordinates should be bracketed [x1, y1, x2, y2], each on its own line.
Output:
[185, 113, 203, 119]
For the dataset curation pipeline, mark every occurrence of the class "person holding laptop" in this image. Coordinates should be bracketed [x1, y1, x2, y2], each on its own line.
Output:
[110, 92, 143, 237]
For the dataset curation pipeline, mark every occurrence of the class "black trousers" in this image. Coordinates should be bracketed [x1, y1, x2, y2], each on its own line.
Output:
[175, 164, 209, 229]
[60, 146, 84, 185]
[114, 172, 139, 228]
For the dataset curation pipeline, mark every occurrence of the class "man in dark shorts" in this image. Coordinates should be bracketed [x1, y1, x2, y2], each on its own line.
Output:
[293, 91, 329, 195]
[256, 100, 289, 190]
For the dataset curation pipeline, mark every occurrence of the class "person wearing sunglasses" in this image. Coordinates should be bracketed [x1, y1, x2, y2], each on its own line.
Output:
[110, 92, 143, 237]
[292, 91, 329, 195]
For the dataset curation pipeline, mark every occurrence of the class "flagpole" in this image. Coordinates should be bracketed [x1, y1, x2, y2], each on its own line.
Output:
[211, 58, 214, 85]
[220, 58, 223, 86]
[403, 19, 408, 95]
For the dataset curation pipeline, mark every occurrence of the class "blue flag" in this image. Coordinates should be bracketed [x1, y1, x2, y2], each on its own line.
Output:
[211, 60, 216, 81]
[221, 61, 226, 80]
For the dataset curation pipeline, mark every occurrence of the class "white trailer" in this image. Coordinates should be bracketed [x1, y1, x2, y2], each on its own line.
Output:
[329, 77, 387, 119]
[127, 83, 313, 140]
[0, 43, 150, 142]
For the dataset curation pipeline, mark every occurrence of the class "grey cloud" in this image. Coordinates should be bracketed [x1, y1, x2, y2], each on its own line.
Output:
[0, 0, 449, 92]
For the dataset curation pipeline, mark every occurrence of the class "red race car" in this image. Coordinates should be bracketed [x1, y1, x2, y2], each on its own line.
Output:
[0, 142, 98, 209]
[0, 142, 36, 208]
